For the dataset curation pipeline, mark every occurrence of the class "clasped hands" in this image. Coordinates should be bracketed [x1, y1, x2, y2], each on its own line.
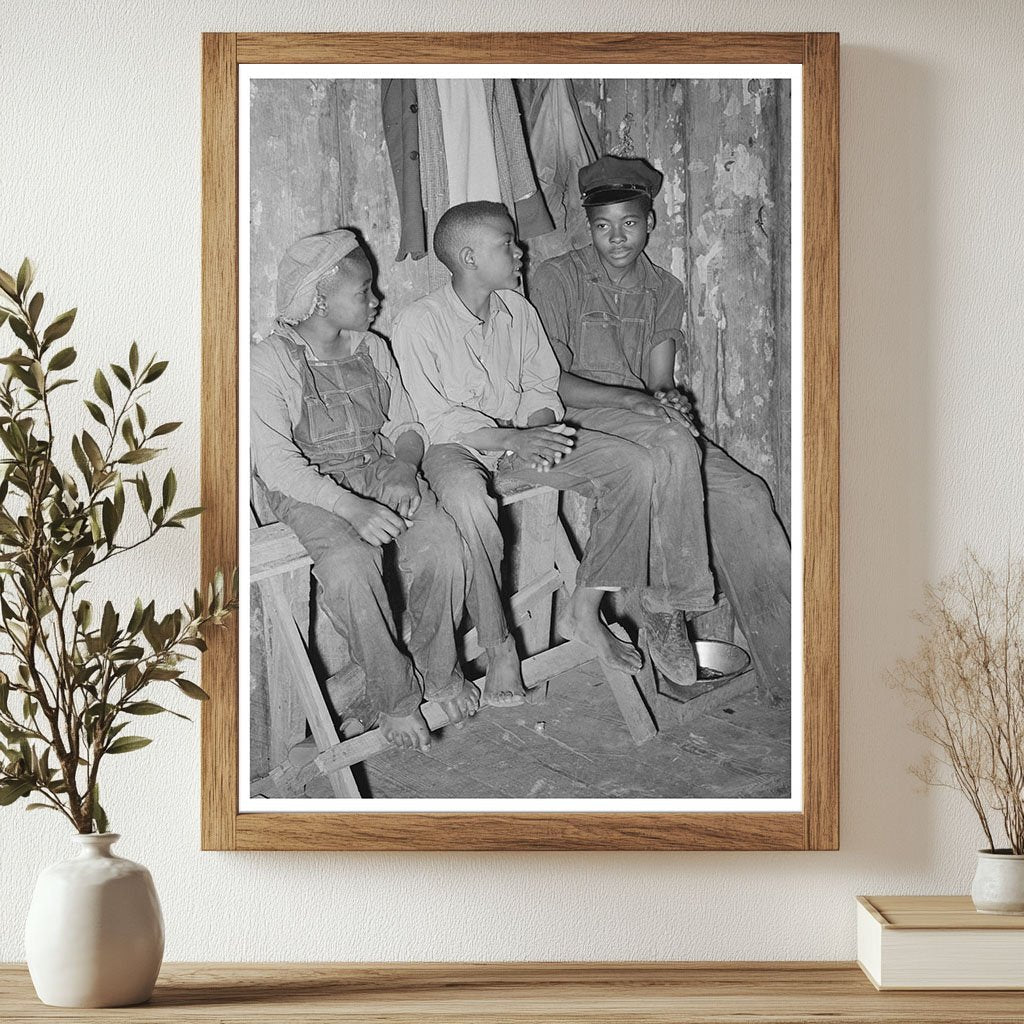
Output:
[631, 387, 700, 437]
[507, 422, 577, 473]
[338, 461, 422, 547]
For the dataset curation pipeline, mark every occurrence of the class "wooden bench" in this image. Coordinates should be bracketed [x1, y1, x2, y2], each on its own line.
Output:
[249, 481, 657, 799]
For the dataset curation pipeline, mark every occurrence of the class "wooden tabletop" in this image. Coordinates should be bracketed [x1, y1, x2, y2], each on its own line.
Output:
[3, 962, 1024, 1022]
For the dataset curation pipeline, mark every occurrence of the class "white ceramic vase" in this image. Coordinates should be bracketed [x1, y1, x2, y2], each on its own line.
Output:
[25, 833, 164, 1007]
[970, 849, 1024, 915]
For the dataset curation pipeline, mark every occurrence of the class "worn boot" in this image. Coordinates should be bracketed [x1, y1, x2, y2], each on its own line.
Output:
[641, 607, 697, 687]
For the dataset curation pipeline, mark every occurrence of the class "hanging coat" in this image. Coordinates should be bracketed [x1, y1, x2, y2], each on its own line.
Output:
[523, 79, 598, 261]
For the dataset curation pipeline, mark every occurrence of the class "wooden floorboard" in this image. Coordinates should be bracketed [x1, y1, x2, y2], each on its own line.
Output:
[302, 662, 792, 801]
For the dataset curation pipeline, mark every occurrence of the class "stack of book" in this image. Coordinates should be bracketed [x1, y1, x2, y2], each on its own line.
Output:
[857, 895, 1024, 990]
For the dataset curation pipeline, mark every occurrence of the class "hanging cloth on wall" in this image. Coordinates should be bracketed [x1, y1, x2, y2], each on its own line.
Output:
[485, 80, 554, 240]
[522, 79, 599, 262]
[415, 79, 453, 291]
[380, 79, 427, 262]
[435, 79, 502, 206]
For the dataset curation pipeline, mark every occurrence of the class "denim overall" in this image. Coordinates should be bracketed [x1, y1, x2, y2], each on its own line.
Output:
[568, 248, 656, 390]
[281, 333, 391, 492]
[558, 251, 717, 615]
[265, 330, 466, 722]
[555, 246, 792, 693]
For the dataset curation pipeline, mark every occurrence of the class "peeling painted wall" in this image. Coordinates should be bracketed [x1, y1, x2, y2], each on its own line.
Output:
[250, 76, 792, 524]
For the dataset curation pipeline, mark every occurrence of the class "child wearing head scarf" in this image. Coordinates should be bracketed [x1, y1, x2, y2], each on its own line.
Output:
[251, 229, 477, 751]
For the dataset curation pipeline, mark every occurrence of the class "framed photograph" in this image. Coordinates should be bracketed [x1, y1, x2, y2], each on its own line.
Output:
[201, 32, 838, 850]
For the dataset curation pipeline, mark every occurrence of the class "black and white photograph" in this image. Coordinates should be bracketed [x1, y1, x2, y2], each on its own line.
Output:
[242, 66, 800, 810]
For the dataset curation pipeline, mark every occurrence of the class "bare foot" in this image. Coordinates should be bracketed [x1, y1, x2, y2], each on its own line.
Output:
[562, 591, 643, 675]
[439, 675, 481, 724]
[481, 635, 527, 707]
[379, 708, 431, 751]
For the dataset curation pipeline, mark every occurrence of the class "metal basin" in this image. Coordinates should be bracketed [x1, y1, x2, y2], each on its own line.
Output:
[694, 639, 751, 683]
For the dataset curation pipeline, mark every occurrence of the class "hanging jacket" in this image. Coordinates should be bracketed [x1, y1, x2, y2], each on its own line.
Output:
[436, 79, 502, 205]
[415, 78, 452, 292]
[523, 79, 598, 262]
[485, 79, 554, 240]
[381, 79, 427, 261]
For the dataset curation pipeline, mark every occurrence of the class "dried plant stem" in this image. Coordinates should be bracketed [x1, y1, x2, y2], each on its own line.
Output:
[895, 552, 1024, 854]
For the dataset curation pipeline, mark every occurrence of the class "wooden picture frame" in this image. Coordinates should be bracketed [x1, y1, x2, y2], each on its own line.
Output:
[201, 32, 838, 851]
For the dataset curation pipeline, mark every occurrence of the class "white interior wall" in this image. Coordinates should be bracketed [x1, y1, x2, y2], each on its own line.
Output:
[1, 0, 1022, 961]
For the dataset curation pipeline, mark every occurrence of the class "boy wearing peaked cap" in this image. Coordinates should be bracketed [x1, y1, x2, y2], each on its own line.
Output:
[531, 155, 792, 695]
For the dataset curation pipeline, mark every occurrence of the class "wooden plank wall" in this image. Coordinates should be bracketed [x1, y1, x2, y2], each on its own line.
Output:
[246, 79, 791, 781]
[248, 76, 790, 781]
[249, 76, 791, 530]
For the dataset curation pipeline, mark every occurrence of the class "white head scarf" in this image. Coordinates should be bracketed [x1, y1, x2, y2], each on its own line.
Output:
[275, 229, 363, 327]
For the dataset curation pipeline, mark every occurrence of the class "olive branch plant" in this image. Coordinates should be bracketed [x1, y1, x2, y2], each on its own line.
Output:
[894, 551, 1024, 854]
[0, 259, 236, 834]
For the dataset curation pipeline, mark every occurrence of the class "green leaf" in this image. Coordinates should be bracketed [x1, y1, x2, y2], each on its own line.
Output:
[113, 475, 125, 521]
[8, 316, 31, 344]
[0, 268, 18, 300]
[47, 346, 77, 372]
[100, 601, 117, 647]
[105, 735, 152, 755]
[91, 785, 108, 834]
[110, 363, 131, 388]
[129, 342, 139, 375]
[42, 308, 76, 344]
[110, 644, 143, 661]
[0, 722, 28, 743]
[101, 498, 117, 546]
[0, 309, 9, 331]
[121, 418, 137, 449]
[16, 258, 34, 298]
[124, 701, 169, 715]
[26, 803, 61, 813]
[81, 431, 104, 471]
[76, 599, 93, 630]
[126, 598, 146, 635]
[136, 473, 152, 513]
[27, 292, 43, 328]
[0, 779, 33, 805]
[168, 507, 203, 524]
[176, 679, 210, 701]
[118, 448, 157, 465]
[162, 468, 176, 508]
[142, 360, 168, 383]
[83, 400, 106, 427]
[147, 666, 180, 680]
[149, 421, 181, 438]
[71, 435, 91, 482]
[93, 369, 113, 408]
[136, 404, 147, 432]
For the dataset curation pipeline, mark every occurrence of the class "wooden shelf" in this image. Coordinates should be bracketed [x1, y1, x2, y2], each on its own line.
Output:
[3, 962, 1024, 1022]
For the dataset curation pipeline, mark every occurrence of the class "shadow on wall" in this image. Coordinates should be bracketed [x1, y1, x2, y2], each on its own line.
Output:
[839, 47, 938, 869]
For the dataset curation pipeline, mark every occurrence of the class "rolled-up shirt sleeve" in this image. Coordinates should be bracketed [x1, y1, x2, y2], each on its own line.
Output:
[363, 334, 430, 448]
[653, 274, 685, 348]
[513, 300, 565, 425]
[249, 341, 352, 515]
[529, 262, 575, 373]
[391, 312, 500, 445]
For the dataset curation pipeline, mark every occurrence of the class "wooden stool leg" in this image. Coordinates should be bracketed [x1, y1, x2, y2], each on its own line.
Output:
[552, 513, 658, 746]
[259, 579, 360, 798]
[506, 488, 558, 656]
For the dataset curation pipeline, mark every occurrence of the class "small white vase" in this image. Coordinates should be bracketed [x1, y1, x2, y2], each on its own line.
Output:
[970, 849, 1024, 915]
[25, 833, 164, 1007]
